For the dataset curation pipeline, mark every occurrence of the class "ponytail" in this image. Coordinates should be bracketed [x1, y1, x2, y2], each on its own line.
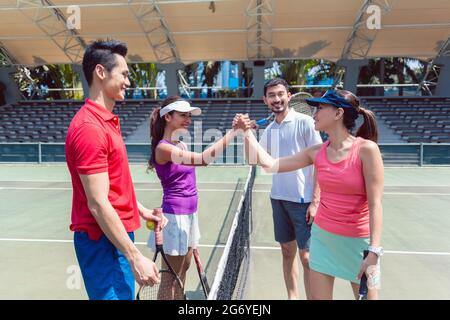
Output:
[356, 107, 378, 143]
[148, 95, 183, 170]
[336, 89, 379, 143]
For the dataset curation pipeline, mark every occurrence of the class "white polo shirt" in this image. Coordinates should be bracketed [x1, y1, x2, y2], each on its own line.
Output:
[259, 108, 322, 203]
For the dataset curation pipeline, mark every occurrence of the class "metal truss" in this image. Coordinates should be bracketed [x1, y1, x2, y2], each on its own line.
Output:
[418, 37, 450, 95]
[341, 0, 396, 60]
[333, 0, 396, 86]
[0, 42, 18, 66]
[128, 0, 180, 63]
[17, 0, 86, 64]
[246, 0, 273, 60]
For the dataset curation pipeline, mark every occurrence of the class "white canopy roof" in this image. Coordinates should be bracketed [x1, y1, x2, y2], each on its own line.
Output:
[0, 0, 449, 65]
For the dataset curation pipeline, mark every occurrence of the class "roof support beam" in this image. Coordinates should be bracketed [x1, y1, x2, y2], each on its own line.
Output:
[246, 0, 273, 60]
[336, 59, 369, 93]
[418, 37, 450, 95]
[341, 0, 396, 60]
[128, 0, 180, 63]
[17, 0, 86, 64]
[156, 62, 184, 96]
[72, 64, 89, 99]
[334, 0, 396, 88]
[0, 66, 23, 104]
[0, 42, 18, 66]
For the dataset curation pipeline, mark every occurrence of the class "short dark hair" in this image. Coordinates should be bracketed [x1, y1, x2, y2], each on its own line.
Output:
[82, 39, 128, 86]
[264, 78, 289, 96]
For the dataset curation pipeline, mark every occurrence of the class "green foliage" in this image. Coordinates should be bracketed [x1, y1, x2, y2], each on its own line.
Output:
[202, 61, 221, 98]
[12, 64, 83, 100]
[128, 62, 159, 99]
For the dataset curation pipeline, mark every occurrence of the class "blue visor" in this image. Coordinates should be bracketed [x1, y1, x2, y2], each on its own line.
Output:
[306, 90, 353, 109]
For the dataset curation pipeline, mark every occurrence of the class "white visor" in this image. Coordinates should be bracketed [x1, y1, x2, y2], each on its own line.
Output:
[159, 100, 201, 117]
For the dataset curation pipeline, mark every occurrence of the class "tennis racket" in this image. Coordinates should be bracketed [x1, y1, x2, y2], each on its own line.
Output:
[289, 91, 314, 116]
[255, 91, 314, 126]
[358, 250, 369, 300]
[137, 209, 186, 300]
[193, 248, 210, 298]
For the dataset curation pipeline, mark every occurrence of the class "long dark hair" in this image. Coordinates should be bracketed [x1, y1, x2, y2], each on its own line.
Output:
[335, 89, 378, 143]
[148, 95, 183, 170]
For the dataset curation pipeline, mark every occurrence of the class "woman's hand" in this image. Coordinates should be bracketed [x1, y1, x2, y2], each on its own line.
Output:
[306, 202, 318, 225]
[357, 251, 379, 281]
[233, 113, 253, 131]
[141, 208, 169, 229]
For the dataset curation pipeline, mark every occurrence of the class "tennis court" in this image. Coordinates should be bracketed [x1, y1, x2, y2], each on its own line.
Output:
[0, 164, 449, 299]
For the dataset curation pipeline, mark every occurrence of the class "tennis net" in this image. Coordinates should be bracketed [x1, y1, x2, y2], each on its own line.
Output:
[208, 165, 256, 300]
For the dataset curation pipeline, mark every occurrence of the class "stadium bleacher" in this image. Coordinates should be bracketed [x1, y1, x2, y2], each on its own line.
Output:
[0, 100, 158, 143]
[362, 97, 450, 143]
[0, 99, 270, 143]
[1, 97, 448, 144]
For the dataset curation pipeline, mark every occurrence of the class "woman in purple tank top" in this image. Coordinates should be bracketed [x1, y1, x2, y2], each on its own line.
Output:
[147, 96, 238, 296]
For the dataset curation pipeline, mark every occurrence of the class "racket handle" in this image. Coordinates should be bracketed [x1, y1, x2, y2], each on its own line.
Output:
[154, 208, 163, 246]
[359, 250, 369, 298]
[255, 118, 266, 126]
[193, 248, 202, 271]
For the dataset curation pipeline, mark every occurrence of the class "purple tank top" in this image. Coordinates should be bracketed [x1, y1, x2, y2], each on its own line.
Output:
[153, 139, 198, 214]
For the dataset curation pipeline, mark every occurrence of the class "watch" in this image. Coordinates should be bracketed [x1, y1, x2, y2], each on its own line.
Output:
[368, 246, 384, 257]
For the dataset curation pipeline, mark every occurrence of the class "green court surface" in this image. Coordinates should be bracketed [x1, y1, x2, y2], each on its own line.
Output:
[0, 164, 449, 300]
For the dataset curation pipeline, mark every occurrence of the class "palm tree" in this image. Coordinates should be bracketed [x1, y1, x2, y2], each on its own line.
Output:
[202, 61, 220, 98]
[128, 63, 159, 99]
[182, 63, 200, 98]
[11, 64, 83, 100]
[357, 57, 425, 96]
[0, 51, 8, 66]
[267, 59, 325, 94]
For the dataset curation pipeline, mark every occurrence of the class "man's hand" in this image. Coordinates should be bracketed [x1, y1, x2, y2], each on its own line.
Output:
[130, 253, 160, 286]
[306, 202, 318, 225]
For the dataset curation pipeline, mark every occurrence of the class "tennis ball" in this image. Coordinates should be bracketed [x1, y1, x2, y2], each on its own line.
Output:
[146, 220, 155, 230]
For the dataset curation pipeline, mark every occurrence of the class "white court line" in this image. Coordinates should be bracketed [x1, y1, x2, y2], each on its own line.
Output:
[0, 238, 449, 256]
[0, 180, 238, 185]
[252, 190, 450, 196]
[0, 187, 237, 192]
[2, 187, 450, 196]
[0, 238, 73, 243]
[384, 192, 450, 196]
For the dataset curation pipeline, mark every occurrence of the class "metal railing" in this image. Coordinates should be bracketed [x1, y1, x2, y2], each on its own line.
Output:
[1, 142, 450, 166]
[0, 142, 246, 165]
[18, 82, 426, 101]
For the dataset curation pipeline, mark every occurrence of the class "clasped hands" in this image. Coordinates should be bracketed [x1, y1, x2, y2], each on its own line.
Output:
[232, 113, 256, 131]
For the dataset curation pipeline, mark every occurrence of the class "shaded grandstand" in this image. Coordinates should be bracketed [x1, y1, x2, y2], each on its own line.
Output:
[363, 97, 450, 143]
[1, 0, 450, 166]
[0, 99, 270, 143]
[0, 100, 157, 143]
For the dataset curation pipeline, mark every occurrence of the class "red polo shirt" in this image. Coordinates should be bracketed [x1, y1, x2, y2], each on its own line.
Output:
[65, 99, 140, 241]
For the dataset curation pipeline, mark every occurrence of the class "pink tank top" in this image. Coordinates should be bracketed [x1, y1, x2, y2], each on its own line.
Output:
[314, 137, 369, 237]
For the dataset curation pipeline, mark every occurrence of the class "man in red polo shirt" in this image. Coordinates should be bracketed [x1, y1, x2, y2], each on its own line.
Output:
[65, 39, 164, 300]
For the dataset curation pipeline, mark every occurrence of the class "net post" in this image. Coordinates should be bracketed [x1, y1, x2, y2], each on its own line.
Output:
[420, 143, 424, 167]
[38, 142, 42, 164]
[234, 141, 238, 164]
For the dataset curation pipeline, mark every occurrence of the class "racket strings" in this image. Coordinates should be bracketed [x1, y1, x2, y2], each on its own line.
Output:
[138, 271, 184, 300]
[290, 92, 314, 116]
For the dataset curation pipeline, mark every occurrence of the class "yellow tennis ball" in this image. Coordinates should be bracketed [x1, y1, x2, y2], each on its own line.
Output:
[146, 220, 155, 230]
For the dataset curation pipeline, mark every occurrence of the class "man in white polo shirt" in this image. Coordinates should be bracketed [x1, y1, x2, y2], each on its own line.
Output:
[259, 78, 322, 300]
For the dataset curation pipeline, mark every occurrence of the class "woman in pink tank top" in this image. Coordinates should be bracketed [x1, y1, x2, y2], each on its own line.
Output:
[234, 89, 384, 300]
